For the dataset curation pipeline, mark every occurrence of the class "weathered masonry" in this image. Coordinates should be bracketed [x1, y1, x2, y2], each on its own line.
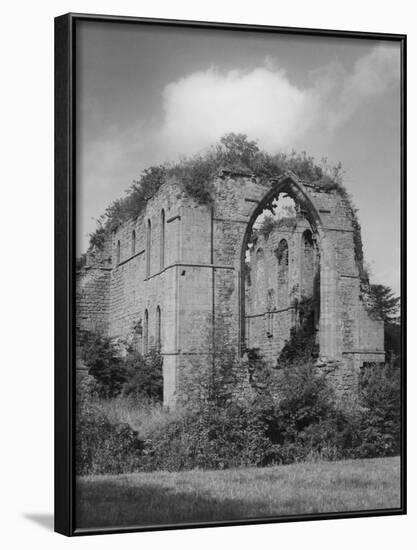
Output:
[76, 170, 384, 406]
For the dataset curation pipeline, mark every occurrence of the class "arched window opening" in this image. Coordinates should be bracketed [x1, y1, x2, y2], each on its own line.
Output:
[276, 239, 289, 309]
[267, 288, 275, 311]
[146, 219, 151, 278]
[277, 239, 289, 267]
[160, 209, 165, 270]
[266, 289, 275, 338]
[116, 240, 121, 266]
[253, 248, 265, 312]
[301, 229, 314, 299]
[156, 306, 161, 350]
[300, 228, 320, 331]
[143, 309, 149, 354]
[131, 229, 136, 255]
[242, 184, 321, 359]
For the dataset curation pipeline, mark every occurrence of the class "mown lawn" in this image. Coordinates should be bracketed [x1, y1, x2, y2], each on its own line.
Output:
[76, 456, 400, 529]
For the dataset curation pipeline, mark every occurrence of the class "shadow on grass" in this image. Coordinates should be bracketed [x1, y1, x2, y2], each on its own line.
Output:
[76, 478, 266, 529]
[75, 458, 401, 529]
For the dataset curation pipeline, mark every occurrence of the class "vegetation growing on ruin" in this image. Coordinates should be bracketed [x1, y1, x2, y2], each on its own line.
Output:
[256, 215, 298, 240]
[76, 354, 400, 475]
[87, 133, 364, 278]
[76, 252, 87, 270]
[77, 318, 400, 475]
[277, 302, 319, 366]
[80, 330, 163, 400]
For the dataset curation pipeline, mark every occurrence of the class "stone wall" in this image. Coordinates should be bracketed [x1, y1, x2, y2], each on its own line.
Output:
[245, 216, 320, 364]
[76, 170, 385, 405]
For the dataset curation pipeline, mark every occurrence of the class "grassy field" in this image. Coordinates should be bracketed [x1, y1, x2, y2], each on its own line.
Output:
[76, 456, 400, 529]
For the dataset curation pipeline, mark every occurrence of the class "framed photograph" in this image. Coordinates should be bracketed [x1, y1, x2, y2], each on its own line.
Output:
[55, 13, 406, 536]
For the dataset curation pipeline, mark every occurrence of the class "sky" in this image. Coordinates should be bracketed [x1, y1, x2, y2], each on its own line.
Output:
[76, 21, 401, 294]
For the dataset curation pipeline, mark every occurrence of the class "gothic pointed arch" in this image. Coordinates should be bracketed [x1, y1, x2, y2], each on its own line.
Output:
[240, 172, 325, 352]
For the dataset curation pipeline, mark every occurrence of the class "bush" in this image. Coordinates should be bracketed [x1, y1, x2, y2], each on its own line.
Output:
[123, 348, 163, 401]
[86, 133, 353, 256]
[80, 330, 163, 401]
[77, 327, 401, 474]
[140, 353, 340, 471]
[80, 332, 129, 398]
[257, 215, 297, 240]
[353, 362, 401, 458]
[141, 399, 273, 471]
[261, 362, 340, 463]
[170, 155, 216, 205]
[76, 387, 143, 475]
[277, 296, 319, 366]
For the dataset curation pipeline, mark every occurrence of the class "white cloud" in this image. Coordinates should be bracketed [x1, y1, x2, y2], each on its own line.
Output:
[160, 66, 317, 156]
[158, 45, 400, 157]
[77, 45, 400, 256]
[328, 45, 401, 130]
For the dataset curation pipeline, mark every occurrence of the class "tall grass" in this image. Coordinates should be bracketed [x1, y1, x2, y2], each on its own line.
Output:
[91, 396, 182, 439]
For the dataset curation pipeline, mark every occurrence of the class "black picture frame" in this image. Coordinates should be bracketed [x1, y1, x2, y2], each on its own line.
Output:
[54, 12, 407, 537]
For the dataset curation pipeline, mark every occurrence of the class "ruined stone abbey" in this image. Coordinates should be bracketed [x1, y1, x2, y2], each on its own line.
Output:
[76, 168, 384, 406]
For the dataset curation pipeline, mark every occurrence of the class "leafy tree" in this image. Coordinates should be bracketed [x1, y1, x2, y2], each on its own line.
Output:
[356, 362, 401, 457]
[88, 222, 106, 249]
[80, 332, 129, 398]
[367, 284, 400, 323]
[218, 133, 260, 167]
[272, 362, 335, 437]
[80, 330, 164, 400]
[363, 284, 401, 363]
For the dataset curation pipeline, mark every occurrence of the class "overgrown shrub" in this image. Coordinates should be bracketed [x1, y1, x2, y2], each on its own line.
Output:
[353, 362, 401, 458]
[77, 327, 401, 475]
[76, 383, 144, 475]
[87, 133, 355, 257]
[139, 326, 275, 471]
[277, 297, 319, 366]
[257, 215, 297, 240]
[76, 253, 87, 270]
[261, 362, 340, 463]
[80, 331, 163, 400]
[141, 399, 273, 471]
[139, 348, 340, 471]
[88, 223, 107, 249]
[123, 348, 163, 401]
[170, 155, 216, 205]
[80, 332, 129, 398]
